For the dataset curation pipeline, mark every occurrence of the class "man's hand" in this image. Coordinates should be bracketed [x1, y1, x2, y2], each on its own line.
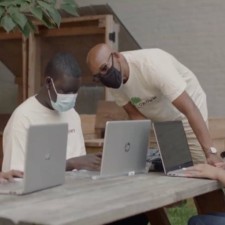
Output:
[67, 152, 102, 171]
[0, 170, 23, 184]
[214, 161, 225, 169]
[206, 154, 223, 166]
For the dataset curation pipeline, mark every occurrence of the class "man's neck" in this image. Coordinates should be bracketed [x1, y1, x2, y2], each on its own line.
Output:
[35, 87, 53, 110]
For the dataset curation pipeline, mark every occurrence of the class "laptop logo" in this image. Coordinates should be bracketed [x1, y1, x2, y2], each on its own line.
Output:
[45, 153, 51, 160]
[124, 142, 131, 152]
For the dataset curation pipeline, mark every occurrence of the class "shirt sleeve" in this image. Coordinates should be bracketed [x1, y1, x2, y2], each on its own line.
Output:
[108, 88, 130, 107]
[146, 50, 186, 102]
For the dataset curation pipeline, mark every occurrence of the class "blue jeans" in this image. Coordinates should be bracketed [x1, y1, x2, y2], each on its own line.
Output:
[188, 212, 225, 225]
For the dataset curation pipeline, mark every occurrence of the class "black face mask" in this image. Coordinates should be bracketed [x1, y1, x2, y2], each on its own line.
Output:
[93, 54, 123, 89]
[99, 66, 122, 89]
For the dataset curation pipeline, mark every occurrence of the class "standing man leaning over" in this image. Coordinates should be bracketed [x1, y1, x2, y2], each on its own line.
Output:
[2, 52, 101, 172]
[87, 43, 222, 165]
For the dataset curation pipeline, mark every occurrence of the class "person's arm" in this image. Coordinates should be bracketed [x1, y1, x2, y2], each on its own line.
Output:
[186, 164, 225, 186]
[66, 152, 102, 171]
[172, 91, 222, 164]
[123, 102, 147, 120]
[0, 170, 23, 183]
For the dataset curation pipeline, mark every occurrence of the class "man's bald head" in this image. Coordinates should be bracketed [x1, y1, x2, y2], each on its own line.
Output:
[86, 43, 113, 75]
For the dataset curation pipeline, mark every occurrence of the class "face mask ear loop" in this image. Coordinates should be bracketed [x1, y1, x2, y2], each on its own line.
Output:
[50, 78, 58, 95]
[47, 77, 57, 103]
[111, 53, 114, 68]
[113, 53, 123, 84]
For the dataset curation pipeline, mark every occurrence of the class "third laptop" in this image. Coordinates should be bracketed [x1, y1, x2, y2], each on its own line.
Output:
[153, 120, 193, 177]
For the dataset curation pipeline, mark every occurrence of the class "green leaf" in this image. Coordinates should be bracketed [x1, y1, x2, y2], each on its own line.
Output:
[0, 0, 16, 7]
[8, 6, 18, 15]
[31, 6, 43, 20]
[61, 4, 78, 16]
[13, 0, 25, 5]
[48, 9, 61, 27]
[19, 2, 30, 12]
[41, 12, 56, 28]
[0, 15, 16, 32]
[20, 19, 36, 37]
[37, 1, 55, 12]
[11, 11, 28, 29]
[0, 7, 4, 18]
[62, 0, 78, 7]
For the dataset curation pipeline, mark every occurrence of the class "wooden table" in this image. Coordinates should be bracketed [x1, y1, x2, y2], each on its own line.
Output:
[0, 172, 224, 225]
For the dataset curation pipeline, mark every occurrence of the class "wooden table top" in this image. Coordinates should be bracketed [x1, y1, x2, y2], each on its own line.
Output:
[0, 172, 221, 225]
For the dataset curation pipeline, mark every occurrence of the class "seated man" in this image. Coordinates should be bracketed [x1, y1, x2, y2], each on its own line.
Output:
[0, 170, 23, 183]
[2, 52, 101, 172]
[186, 162, 225, 225]
[2, 52, 148, 225]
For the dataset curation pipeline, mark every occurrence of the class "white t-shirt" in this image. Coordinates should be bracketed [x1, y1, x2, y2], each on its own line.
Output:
[2, 96, 86, 172]
[110, 49, 208, 127]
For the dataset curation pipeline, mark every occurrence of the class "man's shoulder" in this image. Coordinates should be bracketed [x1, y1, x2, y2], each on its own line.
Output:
[7, 96, 39, 124]
[121, 48, 167, 56]
[121, 48, 170, 65]
[13, 96, 37, 113]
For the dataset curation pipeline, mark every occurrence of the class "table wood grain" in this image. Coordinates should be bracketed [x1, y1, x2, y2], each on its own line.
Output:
[0, 172, 223, 225]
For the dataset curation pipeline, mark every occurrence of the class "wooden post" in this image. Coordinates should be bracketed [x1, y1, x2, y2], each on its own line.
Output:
[22, 36, 28, 100]
[146, 208, 171, 225]
[194, 189, 225, 214]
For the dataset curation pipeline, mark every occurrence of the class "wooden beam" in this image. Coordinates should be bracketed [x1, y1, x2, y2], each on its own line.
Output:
[0, 32, 22, 40]
[33, 15, 108, 26]
[36, 26, 105, 37]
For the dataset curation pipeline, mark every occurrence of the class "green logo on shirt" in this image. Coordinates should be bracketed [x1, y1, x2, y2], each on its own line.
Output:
[130, 97, 142, 105]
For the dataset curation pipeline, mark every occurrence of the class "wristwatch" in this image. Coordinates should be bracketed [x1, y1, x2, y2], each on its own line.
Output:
[208, 147, 217, 154]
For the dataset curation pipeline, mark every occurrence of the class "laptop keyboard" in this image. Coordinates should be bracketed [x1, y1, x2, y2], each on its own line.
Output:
[167, 168, 188, 177]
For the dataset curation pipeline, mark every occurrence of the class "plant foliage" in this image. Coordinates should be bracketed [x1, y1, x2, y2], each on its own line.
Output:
[0, 0, 78, 37]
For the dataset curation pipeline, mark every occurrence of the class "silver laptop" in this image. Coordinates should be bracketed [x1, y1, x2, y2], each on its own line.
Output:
[76, 120, 151, 179]
[0, 123, 68, 195]
[153, 121, 193, 177]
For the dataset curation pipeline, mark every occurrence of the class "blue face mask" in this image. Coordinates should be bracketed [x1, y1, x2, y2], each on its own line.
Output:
[48, 79, 77, 112]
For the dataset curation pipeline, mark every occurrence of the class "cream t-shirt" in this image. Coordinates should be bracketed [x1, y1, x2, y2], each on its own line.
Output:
[110, 49, 208, 125]
[2, 96, 85, 172]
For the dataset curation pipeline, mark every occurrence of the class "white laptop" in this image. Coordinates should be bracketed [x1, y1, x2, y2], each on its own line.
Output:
[76, 120, 151, 179]
[153, 121, 193, 177]
[0, 123, 68, 195]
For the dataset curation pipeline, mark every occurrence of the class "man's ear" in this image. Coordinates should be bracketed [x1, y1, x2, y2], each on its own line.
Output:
[45, 76, 52, 89]
[113, 52, 121, 59]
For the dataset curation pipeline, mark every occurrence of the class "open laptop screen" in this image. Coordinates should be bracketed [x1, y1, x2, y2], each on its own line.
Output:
[153, 121, 193, 173]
